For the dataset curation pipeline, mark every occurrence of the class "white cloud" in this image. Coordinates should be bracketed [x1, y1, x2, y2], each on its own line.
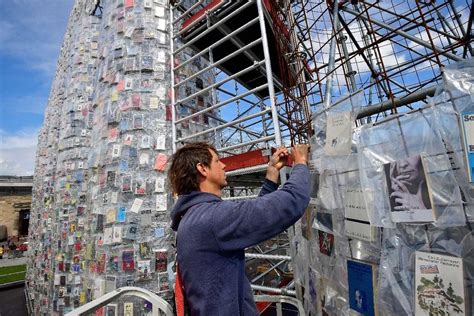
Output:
[0, 128, 39, 176]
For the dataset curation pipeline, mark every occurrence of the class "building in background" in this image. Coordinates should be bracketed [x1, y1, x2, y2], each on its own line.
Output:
[0, 176, 32, 241]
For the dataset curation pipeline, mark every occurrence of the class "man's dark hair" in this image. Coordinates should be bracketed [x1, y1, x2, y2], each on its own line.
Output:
[168, 142, 217, 195]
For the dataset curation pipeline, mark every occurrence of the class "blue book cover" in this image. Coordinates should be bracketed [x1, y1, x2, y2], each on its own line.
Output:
[347, 259, 377, 316]
[460, 111, 474, 183]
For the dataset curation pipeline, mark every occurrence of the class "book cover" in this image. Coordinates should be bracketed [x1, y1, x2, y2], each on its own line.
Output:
[158, 272, 170, 292]
[324, 110, 353, 156]
[123, 223, 138, 241]
[97, 253, 106, 274]
[112, 226, 122, 243]
[315, 212, 334, 256]
[106, 275, 116, 292]
[122, 250, 135, 271]
[106, 304, 117, 316]
[343, 186, 375, 242]
[139, 242, 151, 259]
[103, 227, 113, 245]
[117, 207, 126, 223]
[155, 249, 167, 273]
[106, 208, 116, 224]
[415, 251, 465, 316]
[347, 259, 378, 316]
[156, 194, 167, 212]
[93, 278, 105, 299]
[384, 154, 435, 223]
[124, 302, 133, 316]
[344, 220, 376, 243]
[137, 260, 152, 280]
[460, 111, 474, 183]
[108, 253, 119, 272]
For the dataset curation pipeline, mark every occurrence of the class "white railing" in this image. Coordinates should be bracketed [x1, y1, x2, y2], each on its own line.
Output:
[65, 287, 173, 316]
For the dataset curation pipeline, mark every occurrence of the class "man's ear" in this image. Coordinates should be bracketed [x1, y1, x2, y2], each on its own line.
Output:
[196, 163, 207, 177]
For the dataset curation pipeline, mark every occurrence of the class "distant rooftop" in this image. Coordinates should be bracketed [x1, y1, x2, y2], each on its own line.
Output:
[0, 176, 33, 187]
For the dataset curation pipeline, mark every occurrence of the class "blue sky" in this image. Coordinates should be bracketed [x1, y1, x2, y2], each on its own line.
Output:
[0, 0, 74, 175]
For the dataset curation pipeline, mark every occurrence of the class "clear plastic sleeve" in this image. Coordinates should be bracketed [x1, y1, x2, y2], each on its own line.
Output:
[358, 108, 465, 228]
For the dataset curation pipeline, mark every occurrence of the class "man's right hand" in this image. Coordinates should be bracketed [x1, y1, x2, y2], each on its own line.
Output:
[292, 144, 309, 165]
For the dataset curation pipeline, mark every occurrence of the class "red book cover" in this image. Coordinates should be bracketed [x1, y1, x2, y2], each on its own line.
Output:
[122, 250, 135, 271]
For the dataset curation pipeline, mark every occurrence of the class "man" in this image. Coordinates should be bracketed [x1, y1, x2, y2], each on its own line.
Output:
[169, 142, 310, 315]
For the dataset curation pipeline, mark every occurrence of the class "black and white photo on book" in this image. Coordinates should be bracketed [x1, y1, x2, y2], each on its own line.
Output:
[384, 154, 434, 222]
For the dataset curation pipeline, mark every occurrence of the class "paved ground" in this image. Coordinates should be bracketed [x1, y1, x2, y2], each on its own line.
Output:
[0, 284, 28, 316]
[0, 257, 27, 268]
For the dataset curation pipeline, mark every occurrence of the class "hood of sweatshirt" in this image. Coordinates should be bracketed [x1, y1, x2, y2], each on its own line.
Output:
[170, 191, 221, 231]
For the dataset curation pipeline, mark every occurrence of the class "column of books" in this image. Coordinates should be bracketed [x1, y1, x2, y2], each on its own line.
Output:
[27, 2, 100, 314]
[27, 0, 220, 314]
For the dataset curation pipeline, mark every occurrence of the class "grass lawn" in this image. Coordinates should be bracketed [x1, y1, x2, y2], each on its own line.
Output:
[0, 264, 26, 284]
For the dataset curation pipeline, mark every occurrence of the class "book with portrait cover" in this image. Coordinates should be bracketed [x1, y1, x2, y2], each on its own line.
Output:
[415, 251, 465, 316]
[347, 259, 378, 316]
[384, 154, 435, 223]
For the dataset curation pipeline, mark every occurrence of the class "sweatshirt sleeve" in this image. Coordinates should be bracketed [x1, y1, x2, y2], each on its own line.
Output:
[210, 164, 310, 252]
[258, 178, 279, 197]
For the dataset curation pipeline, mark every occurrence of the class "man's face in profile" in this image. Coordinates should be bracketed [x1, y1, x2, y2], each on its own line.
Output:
[206, 149, 227, 189]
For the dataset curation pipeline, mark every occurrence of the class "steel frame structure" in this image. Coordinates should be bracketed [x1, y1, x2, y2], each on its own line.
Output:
[293, 0, 472, 121]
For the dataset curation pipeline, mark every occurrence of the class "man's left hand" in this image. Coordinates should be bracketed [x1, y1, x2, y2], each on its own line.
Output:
[268, 147, 289, 171]
[266, 147, 289, 183]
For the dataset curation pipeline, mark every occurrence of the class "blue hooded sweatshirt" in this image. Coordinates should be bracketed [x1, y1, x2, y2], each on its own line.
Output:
[170, 164, 310, 315]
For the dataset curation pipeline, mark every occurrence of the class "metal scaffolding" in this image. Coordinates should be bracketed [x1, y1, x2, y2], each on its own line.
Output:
[169, 0, 473, 305]
[294, 0, 472, 120]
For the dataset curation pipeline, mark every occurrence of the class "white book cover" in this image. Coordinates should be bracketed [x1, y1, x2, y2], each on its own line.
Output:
[103, 227, 113, 245]
[415, 251, 465, 316]
[156, 134, 166, 150]
[344, 220, 375, 242]
[154, 177, 165, 193]
[112, 226, 122, 243]
[324, 110, 353, 156]
[93, 278, 105, 299]
[124, 302, 133, 316]
[106, 275, 116, 292]
[343, 187, 370, 222]
[343, 186, 375, 242]
[129, 198, 143, 214]
[156, 194, 167, 212]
